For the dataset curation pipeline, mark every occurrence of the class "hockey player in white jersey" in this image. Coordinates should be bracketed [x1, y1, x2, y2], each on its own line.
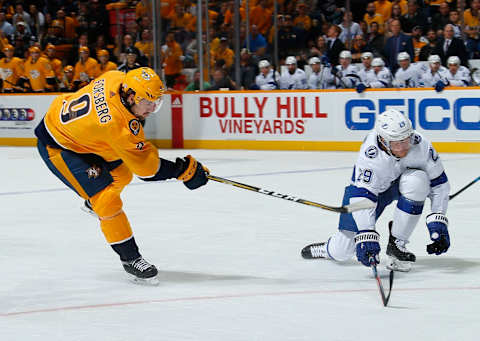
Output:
[279, 56, 308, 90]
[444, 56, 471, 87]
[356, 57, 392, 92]
[357, 52, 375, 85]
[308, 56, 335, 89]
[418, 55, 449, 92]
[301, 109, 450, 272]
[332, 50, 359, 88]
[393, 52, 421, 88]
[255, 60, 280, 90]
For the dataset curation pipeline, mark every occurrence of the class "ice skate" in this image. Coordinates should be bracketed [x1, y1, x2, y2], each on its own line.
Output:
[301, 242, 329, 259]
[386, 222, 416, 272]
[122, 257, 159, 285]
[81, 199, 98, 218]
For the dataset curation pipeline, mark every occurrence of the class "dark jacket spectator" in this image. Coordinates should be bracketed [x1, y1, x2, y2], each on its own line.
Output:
[326, 24, 346, 65]
[400, 0, 429, 33]
[367, 22, 385, 58]
[384, 19, 414, 72]
[419, 29, 439, 61]
[432, 24, 468, 66]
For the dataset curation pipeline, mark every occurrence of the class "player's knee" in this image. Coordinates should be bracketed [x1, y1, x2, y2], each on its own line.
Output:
[328, 230, 356, 261]
[112, 164, 133, 188]
[399, 169, 430, 202]
[90, 189, 123, 218]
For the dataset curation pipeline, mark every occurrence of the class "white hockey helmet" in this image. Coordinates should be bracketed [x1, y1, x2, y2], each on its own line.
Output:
[285, 56, 297, 65]
[428, 54, 441, 64]
[375, 109, 414, 153]
[372, 57, 385, 67]
[308, 56, 321, 65]
[397, 52, 410, 62]
[258, 60, 270, 68]
[447, 56, 460, 65]
[361, 52, 373, 60]
[339, 50, 352, 59]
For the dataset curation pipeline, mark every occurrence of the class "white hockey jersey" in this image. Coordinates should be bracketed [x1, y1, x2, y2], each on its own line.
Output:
[368, 67, 392, 88]
[444, 66, 471, 86]
[358, 66, 375, 85]
[350, 131, 449, 230]
[255, 69, 280, 90]
[393, 63, 423, 88]
[418, 66, 449, 87]
[309, 66, 335, 89]
[279, 68, 308, 90]
[334, 64, 359, 88]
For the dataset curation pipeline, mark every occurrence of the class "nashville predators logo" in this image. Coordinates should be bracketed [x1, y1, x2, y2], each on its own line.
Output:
[30, 69, 40, 79]
[141, 69, 152, 80]
[129, 119, 141, 136]
[86, 165, 101, 179]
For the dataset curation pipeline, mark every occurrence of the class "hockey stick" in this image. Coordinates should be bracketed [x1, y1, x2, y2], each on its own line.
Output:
[207, 174, 376, 213]
[449, 176, 480, 200]
[370, 257, 394, 307]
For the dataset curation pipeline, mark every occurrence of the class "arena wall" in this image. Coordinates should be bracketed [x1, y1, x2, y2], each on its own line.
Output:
[1, 88, 480, 153]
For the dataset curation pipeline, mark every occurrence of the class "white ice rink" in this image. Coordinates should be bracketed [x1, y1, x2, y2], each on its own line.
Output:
[1, 147, 480, 340]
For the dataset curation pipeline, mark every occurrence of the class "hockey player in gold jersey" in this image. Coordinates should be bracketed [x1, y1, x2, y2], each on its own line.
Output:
[95, 49, 117, 77]
[35, 67, 209, 283]
[74, 46, 99, 89]
[0, 44, 27, 92]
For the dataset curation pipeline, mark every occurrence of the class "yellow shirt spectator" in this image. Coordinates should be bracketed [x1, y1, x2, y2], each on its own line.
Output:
[212, 38, 234, 69]
[162, 33, 183, 76]
[364, 13, 385, 34]
[464, 8, 480, 39]
[249, 1, 272, 35]
[374, 0, 392, 21]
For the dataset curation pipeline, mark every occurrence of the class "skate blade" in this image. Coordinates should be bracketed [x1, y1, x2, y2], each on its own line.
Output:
[127, 274, 160, 286]
[80, 205, 98, 219]
[386, 256, 412, 272]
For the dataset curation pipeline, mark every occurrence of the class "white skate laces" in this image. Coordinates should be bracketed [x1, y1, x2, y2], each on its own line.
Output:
[131, 258, 152, 272]
[309, 244, 327, 258]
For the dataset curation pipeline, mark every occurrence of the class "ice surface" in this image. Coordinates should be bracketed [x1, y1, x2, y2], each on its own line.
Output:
[1, 147, 479, 341]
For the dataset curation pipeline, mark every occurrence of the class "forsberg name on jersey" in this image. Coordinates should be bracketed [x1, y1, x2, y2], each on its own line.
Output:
[92, 78, 111, 124]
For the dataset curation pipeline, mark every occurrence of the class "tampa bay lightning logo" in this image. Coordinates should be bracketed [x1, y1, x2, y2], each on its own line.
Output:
[413, 133, 422, 145]
[365, 145, 378, 158]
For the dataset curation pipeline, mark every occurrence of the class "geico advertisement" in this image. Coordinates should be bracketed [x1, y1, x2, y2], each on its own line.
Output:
[0, 95, 54, 137]
[183, 90, 480, 141]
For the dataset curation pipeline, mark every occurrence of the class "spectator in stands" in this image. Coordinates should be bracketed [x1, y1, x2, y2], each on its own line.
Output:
[161, 31, 183, 88]
[310, 35, 328, 60]
[254, 59, 280, 90]
[118, 47, 141, 73]
[59, 65, 76, 92]
[351, 35, 372, 63]
[400, 0, 428, 33]
[207, 68, 236, 90]
[211, 36, 234, 71]
[393, 52, 424, 88]
[29, 4, 45, 41]
[374, 0, 393, 21]
[367, 22, 385, 57]
[384, 19, 414, 72]
[88, 0, 109, 40]
[248, 24, 267, 56]
[73, 46, 98, 89]
[250, 0, 272, 36]
[96, 49, 117, 77]
[411, 26, 426, 62]
[12, 21, 32, 46]
[364, 2, 385, 34]
[278, 15, 299, 59]
[279, 56, 308, 89]
[418, 54, 449, 91]
[433, 24, 468, 66]
[432, 2, 451, 32]
[448, 9, 462, 38]
[326, 24, 346, 65]
[391, 3, 403, 21]
[0, 10, 14, 36]
[0, 44, 26, 92]
[332, 50, 359, 89]
[56, 9, 77, 42]
[419, 28, 438, 61]
[42, 20, 66, 47]
[135, 29, 153, 66]
[294, 2, 312, 31]
[339, 11, 362, 47]
[12, 3, 32, 28]
[392, 0, 408, 15]
[45, 44, 62, 82]
[444, 55, 472, 86]
[464, 0, 480, 58]
[185, 70, 211, 91]
[24, 46, 56, 92]
[239, 48, 257, 90]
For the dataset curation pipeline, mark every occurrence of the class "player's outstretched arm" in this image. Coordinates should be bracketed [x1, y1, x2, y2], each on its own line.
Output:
[140, 155, 209, 190]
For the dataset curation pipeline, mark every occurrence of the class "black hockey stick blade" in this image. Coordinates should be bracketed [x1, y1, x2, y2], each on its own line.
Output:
[207, 174, 376, 213]
[370, 258, 394, 307]
[449, 176, 480, 201]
